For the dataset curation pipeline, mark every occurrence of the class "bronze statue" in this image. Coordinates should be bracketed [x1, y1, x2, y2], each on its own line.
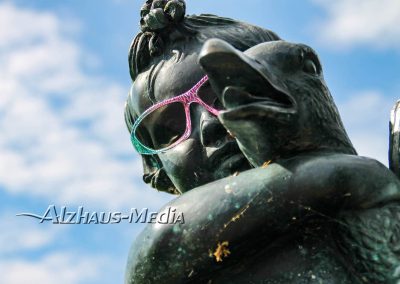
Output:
[124, 1, 400, 283]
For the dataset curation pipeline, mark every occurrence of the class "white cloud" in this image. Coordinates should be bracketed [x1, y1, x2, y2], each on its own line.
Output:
[338, 90, 395, 165]
[0, 212, 121, 284]
[0, 252, 109, 284]
[0, 4, 59, 48]
[0, 219, 64, 255]
[0, 216, 88, 284]
[0, 3, 173, 209]
[313, 0, 400, 49]
[1, 226, 137, 284]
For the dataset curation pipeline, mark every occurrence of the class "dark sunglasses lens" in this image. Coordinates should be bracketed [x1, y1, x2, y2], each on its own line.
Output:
[135, 102, 186, 150]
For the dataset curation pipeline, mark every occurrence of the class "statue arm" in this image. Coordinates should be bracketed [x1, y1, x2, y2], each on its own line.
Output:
[126, 164, 294, 283]
[126, 155, 400, 283]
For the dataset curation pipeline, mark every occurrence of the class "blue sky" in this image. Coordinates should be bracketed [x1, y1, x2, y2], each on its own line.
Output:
[0, 0, 399, 283]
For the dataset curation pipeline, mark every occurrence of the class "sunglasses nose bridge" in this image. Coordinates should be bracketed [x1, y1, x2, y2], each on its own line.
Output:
[185, 93, 219, 117]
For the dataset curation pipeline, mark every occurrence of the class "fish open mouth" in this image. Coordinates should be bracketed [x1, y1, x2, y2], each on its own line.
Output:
[199, 38, 296, 114]
[221, 78, 294, 111]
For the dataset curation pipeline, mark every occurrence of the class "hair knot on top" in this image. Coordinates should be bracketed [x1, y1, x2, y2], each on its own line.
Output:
[136, 0, 186, 59]
[140, 0, 186, 32]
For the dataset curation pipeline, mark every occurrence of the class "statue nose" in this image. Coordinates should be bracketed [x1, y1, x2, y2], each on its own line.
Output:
[200, 111, 227, 148]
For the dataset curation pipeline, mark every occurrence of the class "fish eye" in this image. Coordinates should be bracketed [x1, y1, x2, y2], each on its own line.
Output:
[303, 59, 318, 75]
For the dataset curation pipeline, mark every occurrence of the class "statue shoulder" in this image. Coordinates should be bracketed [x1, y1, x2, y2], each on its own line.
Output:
[292, 154, 400, 210]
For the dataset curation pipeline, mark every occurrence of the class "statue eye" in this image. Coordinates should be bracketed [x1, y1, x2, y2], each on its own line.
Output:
[303, 59, 318, 75]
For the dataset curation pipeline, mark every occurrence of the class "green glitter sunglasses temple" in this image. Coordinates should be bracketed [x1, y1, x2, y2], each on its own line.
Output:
[130, 75, 221, 155]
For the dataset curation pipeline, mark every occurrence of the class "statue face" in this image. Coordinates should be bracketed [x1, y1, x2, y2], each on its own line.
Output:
[129, 51, 252, 192]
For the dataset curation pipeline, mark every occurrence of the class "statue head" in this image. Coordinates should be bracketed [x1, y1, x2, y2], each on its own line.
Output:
[124, 0, 280, 194]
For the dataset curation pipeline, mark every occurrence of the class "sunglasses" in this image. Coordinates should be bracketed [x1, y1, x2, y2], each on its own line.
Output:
[130, 75, 222, 155]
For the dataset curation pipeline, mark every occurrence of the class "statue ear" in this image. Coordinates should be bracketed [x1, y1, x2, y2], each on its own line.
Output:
[141, 155, 180, 195]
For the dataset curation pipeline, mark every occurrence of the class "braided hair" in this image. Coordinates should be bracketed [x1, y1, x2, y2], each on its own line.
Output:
[128, 0, 280, 81]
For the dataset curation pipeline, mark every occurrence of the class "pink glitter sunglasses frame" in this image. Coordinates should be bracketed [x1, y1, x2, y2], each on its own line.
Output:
[130, 75, 221, 155]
